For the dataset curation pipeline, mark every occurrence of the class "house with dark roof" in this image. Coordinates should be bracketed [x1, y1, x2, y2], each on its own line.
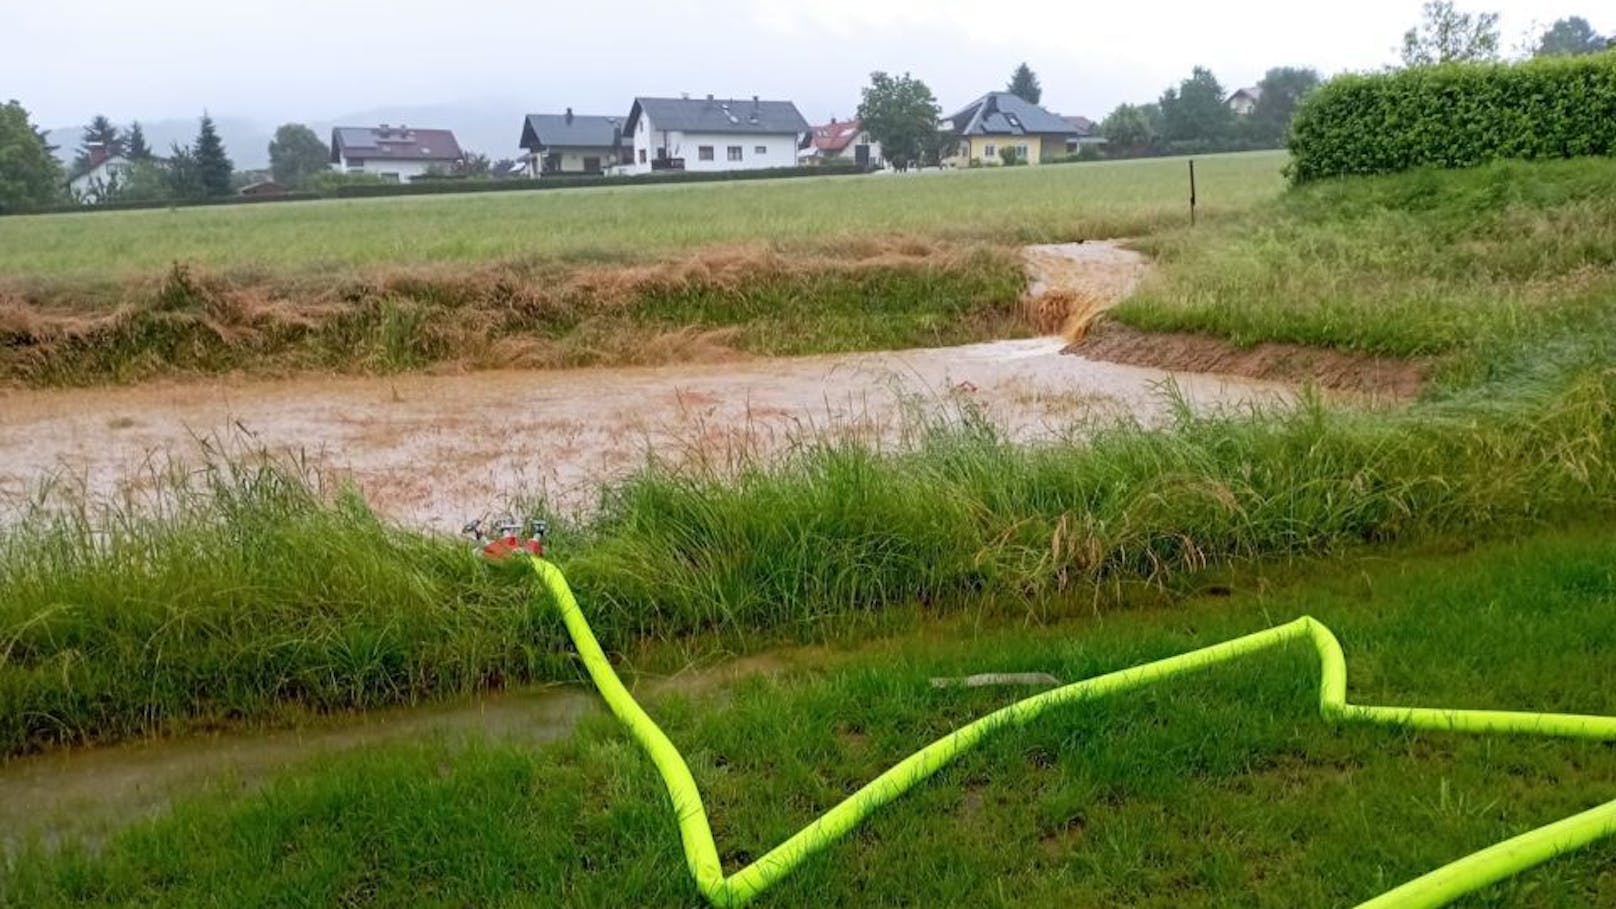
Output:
[329, 125, 464, 183]
[519, 109, 625, 177]
[799, 117, 882, 169]
[941, 92, 1082, 166]
[623, 95, 809, 175]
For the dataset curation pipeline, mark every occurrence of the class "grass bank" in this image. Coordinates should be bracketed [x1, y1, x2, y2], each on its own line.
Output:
[0, 152, 1283, 283]
[1111, 157, 1616, 380]
[8, 528, 1616, 906]
[5, 360, 1615, 757]
[1, 243, 1026, 386]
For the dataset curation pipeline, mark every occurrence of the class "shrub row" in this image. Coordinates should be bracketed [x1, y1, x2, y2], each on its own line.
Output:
[4, 164, 869, 217]
[1288, 52, 1616, 183]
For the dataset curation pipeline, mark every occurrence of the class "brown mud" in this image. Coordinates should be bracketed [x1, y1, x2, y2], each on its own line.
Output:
[0, 242, 1296, 530]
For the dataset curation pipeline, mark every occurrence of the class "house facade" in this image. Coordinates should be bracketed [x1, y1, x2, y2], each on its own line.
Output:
[800, 117, 882, 168]
[329, 125, 464, 182]
[68, 146, 134, 204]
[942, 92, 1081, 166]
[1227, 87, 1262, 116]
[519, 109, 624, 177]
[623, 96, 809, 175]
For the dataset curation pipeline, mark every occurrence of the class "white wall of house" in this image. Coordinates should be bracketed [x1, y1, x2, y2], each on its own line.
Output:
[334, 154, 454, 183]
[69, 157, 133, 203]
[529, 146, 616, 177]
[628, 112, 798, 175]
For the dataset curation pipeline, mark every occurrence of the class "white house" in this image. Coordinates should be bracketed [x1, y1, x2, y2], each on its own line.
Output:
[68, 146, 134, 204]
[518, 109, 625, 177]
[800, 117, 882, 169]
[329, 125, 464, 183]
[623, 96, 809, 175]
[1227, 87, 1262, 116]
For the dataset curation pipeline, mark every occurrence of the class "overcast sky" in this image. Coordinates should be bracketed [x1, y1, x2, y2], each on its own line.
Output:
[5, 0, 1589, 129]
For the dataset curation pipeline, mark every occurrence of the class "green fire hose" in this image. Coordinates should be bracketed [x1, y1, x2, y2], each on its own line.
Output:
[529, 558, 1616, 908]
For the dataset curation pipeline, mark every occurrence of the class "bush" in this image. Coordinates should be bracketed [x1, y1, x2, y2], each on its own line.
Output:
[1288, 52, 1616, 183]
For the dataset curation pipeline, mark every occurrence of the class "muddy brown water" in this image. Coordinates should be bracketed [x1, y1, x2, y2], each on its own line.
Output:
[0, 244, 1292, 531]
[0, 242, 1297, 851]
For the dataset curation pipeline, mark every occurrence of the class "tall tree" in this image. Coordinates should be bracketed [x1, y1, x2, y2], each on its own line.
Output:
[164, 141, 203, 200]
[1007, 63, 1042, 105]
[1099, 103, 1154, 148]
[74, 114, 124, 172]
[1534, 16, 1607, 56]
[1250, 67, 1321, 146]
[1401, 1, 1501, 66]
[268, 123, 328, 188]
[0, 99, 64, 211]
[126, 121, 153, 160]
[857, 71, 942, 170]
[192, 114, 233, 197]
[1159, 67, 1234, 143]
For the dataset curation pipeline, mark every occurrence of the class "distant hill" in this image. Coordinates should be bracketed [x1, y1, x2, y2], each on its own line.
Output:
[45, 100, 538, 172]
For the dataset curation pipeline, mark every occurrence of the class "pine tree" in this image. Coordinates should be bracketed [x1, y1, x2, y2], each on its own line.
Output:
[74, 114, 124, 173]
[126, 121, 153, 160]
[192, 114, 234, 197]
[1007, 63, 1042, 105]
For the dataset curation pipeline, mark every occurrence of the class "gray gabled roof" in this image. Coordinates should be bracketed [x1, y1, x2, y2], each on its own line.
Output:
[330, 126, 463, 162]
[624, 96, 809, 136]
[944, 92, 1080, 137]
[520, 113, 623, 150]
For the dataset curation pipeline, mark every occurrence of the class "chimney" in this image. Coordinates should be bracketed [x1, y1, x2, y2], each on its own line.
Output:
[87, 143, 109, 169]
[565, 107, 574, 124]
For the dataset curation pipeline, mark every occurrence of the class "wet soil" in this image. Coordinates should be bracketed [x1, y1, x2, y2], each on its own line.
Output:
[0, 243, 1294, 531]
[1065, 321, 1426, 398]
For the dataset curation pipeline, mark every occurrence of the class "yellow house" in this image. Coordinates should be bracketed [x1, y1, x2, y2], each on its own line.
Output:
[941, 92, 1083, 167]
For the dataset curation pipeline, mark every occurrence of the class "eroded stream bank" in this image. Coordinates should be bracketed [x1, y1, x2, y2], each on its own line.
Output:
[0, 243, 1299, 530]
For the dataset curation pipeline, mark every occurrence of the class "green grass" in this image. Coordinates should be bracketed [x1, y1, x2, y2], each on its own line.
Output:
[5, 360, 1616, 757]
[1113, 157, 1616, 367]
[0, 152, 1285, 283]
[8, 528, 1616, 907]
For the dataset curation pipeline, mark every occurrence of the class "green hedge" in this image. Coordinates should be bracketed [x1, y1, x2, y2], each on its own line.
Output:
[1288, 53, 1616, 183]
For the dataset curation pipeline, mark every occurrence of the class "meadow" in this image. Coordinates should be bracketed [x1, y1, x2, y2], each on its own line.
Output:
[6, 149, 1616, 907]
[8, 529, 1616, 906]
[0, 152, 1285, 282]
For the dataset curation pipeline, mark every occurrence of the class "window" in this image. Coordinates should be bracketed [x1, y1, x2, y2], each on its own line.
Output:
[698, 145, 715, 161]
[983, 144, 996, 158]
[1016, 144, 1030, 160]
[727, 145, 743, 161]
[638, 148, 647, 164]
[754, 145, 767, 155]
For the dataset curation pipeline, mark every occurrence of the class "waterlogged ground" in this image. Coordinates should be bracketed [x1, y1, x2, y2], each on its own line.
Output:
[0, 243, 1294, 530]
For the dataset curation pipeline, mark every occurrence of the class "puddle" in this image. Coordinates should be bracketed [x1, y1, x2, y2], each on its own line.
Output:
[0, 686, 597, 854]
[0, 340, 1293, 532]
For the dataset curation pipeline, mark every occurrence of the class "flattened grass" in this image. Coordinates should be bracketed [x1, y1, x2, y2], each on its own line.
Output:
[8, 528, 1616, 907]
[0, 152, 1285, 284]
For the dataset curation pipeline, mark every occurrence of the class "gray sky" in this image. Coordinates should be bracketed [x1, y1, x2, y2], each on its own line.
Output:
[5, 0, 1586, 128]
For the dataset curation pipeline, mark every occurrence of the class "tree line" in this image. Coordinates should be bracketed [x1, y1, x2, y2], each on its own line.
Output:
[1097, 8, 1608, 156]
[1, 10, 1610, 211]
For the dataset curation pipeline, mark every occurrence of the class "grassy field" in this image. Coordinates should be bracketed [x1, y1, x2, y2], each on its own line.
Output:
[8, 528, 1615, 907]
[6, 152, 1616, 905]
[1114, 157, 1616, 367]
[0, 152, 1285, 283]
